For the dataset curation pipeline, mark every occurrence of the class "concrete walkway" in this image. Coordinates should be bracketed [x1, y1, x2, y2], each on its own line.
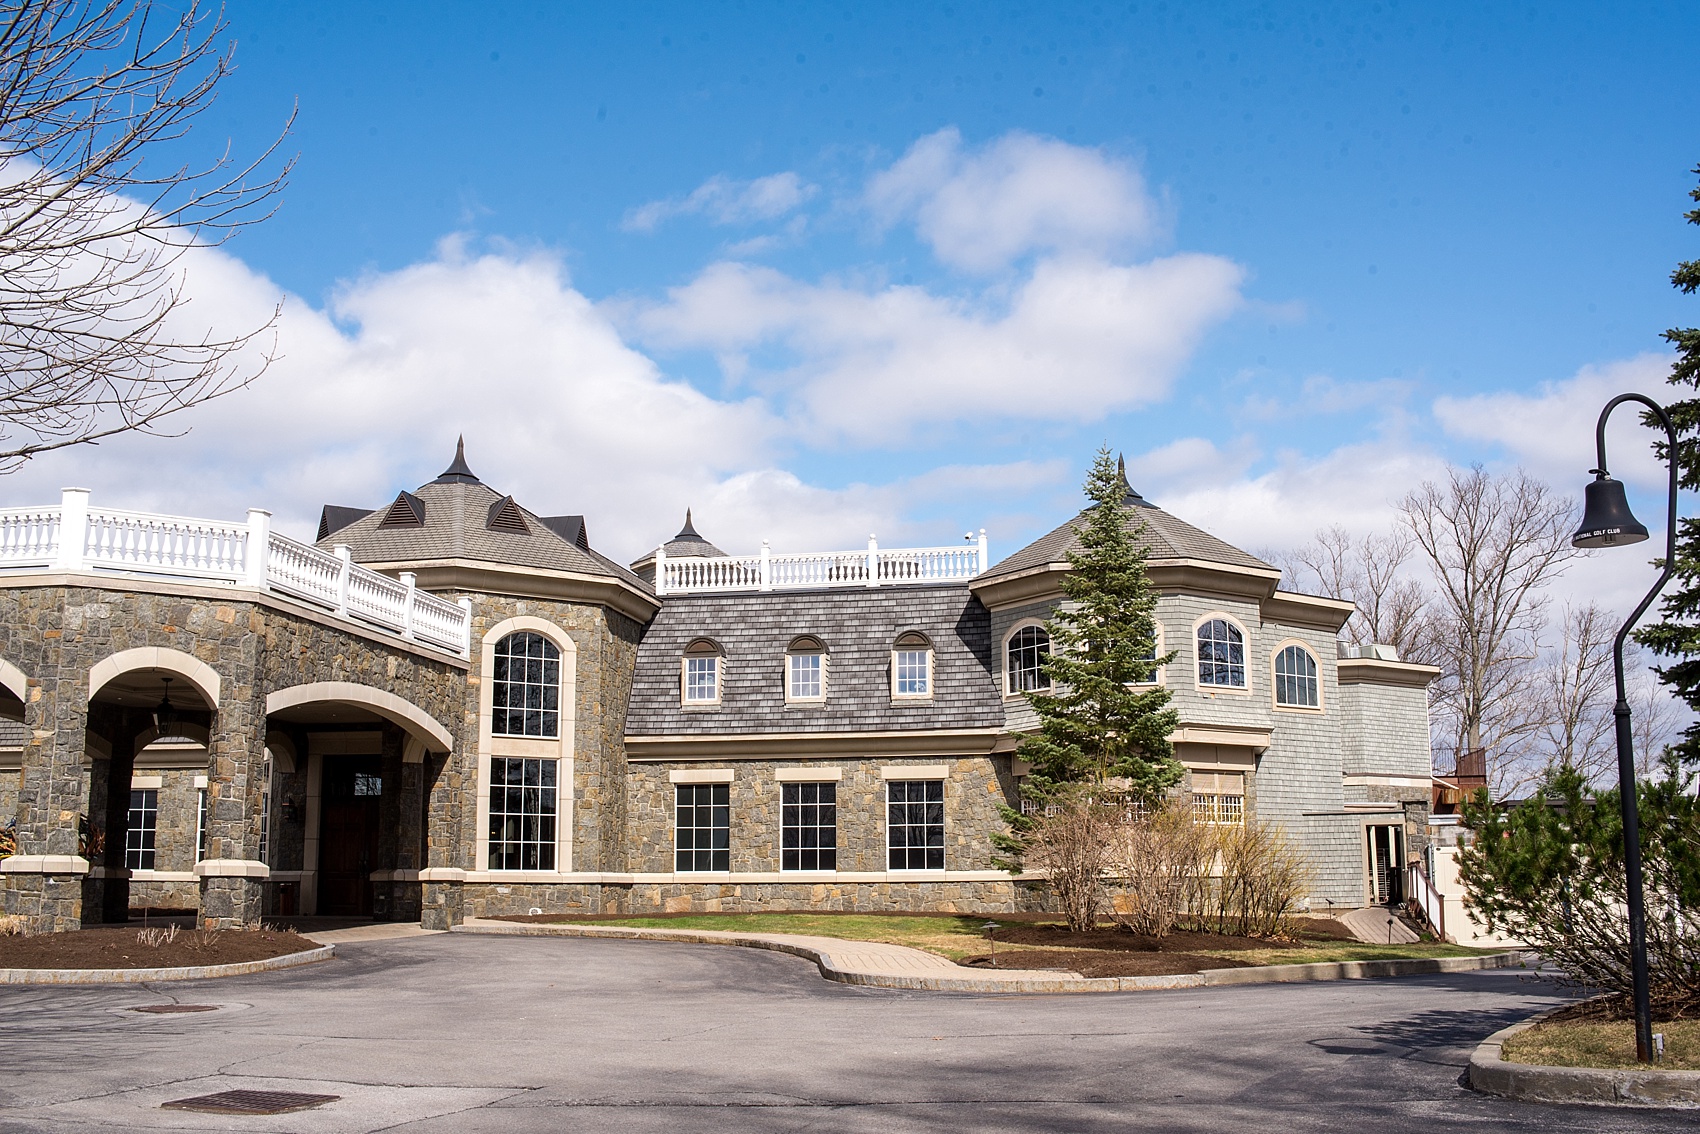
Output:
[300, 922, 444, 946]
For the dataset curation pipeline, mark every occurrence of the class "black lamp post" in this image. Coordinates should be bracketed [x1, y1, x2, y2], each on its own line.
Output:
[1570, 391, 1678, 1064]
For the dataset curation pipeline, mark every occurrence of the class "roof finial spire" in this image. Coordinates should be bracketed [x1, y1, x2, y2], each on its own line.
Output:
[676, 508, 701, 539]
[1115, 452, 1144, 504]
[433, 435, 480, 484]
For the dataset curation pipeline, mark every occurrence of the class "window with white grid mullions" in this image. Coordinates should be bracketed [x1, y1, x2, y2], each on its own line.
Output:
[487, 757, 558, 870]
[196, 788, 208, 862]
[126, 789, 158, 870]
[676, 784, 729, 872]
[684, 655, 719, 703]
[887, 780, 944, 870]
[1006, 625, 1050, 693]
[1196, 618, 1246, 688]
[781, 782, 837, 871]
[788, 652, 823, 700]
[1274, 645, 1319, 707]
[491, 631, 561, 738]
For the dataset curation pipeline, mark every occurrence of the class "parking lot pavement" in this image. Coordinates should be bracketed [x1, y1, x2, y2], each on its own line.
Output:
[0, 932, 1688, 1133]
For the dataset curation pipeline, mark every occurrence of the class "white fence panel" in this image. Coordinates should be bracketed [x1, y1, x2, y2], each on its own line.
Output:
[84, 509, 248, 579]
[0, 507, 59, 566]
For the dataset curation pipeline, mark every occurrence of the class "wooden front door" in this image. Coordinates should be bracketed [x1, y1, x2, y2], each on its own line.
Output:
[319, 756, 382, 917]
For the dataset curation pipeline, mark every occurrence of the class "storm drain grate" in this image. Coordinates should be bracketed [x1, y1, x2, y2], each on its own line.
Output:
[161, 1090, 340, 1115]
[130, 1004, 218, 1014]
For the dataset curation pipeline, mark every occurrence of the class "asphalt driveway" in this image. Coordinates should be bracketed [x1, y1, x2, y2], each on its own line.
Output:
[0, 932, 1686, 1132]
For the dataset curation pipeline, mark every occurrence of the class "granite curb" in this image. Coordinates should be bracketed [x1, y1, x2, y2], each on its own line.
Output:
[0, 944, 335, 985]
[450, 920, 1517, 994]
[1468, 1007, 1700, 1108]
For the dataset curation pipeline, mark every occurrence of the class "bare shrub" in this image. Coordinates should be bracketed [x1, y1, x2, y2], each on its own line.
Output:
[1020, 802, 1121, 933]
[0, 913, 28, 936]
[1107, 805, 1214, 938]
[136, 924, 178, 947]
[1206, 823, 1313, 938]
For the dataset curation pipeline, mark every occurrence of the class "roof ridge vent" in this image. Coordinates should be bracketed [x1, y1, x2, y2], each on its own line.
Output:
[378, 490, 426, 529]
[486, 495, 530, 535]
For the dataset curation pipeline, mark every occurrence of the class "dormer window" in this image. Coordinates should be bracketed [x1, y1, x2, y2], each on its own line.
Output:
[682, 639, 722, 706]
[786, 636, 826, 702]
[1006, 624, 1051, 694]
[893, 632, 933, 699]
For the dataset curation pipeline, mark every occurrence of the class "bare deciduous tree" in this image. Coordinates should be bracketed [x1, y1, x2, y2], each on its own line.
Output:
[1531, 602, 1618, 781]
[1279, 525, 1437, 663]
[1400, 465, 1581, 794]
[0, 0, 292, 470]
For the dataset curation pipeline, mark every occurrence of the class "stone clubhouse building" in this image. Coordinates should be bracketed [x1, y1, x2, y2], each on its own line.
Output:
[0, 443, 1438, 932]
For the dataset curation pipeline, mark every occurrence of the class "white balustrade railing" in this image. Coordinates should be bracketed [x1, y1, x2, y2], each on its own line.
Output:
[1407, 860, 1447, 942]
[656, 530, 988, 595]
[0, 489, 472, 658]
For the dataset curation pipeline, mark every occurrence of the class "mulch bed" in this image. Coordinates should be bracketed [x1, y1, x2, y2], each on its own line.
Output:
[0, 926, 319, 969]
[986, 921, 1351, 954]
[961, 949, 1235, 977]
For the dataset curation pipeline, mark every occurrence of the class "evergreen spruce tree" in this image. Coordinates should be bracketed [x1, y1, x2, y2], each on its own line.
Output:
[994, 448, 1184, 873]
[1635, 163, 1700, 765]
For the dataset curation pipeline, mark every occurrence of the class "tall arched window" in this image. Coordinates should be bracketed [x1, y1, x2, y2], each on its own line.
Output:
[1196, 618, 1246, 688]
[492, 631, 561, 737]
[1006, 625, 1050, 694]
[1274, 645, 1320, 708]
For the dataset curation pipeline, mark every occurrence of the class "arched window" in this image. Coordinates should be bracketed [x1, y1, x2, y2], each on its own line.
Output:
[492, 631, 561, 737]
[682, 639, 723, 705]
[786, 636, 826, 702]
[1274, 645, 1320, 708]
[1006, 625, 1050, 694]
[1196, 618, 1246, 688]
[893, 632, 933, 698]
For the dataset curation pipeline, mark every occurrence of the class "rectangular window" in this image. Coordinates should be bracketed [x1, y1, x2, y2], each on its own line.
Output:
[196, 788, 208, 862]
[887, 780, 944, 870]
[487, 757, 558, 870]
[684, 656, 719, 703]
[894, 650, 930, 697]
[1191, 793, 1245, 826]
[258, 765, 271, 866]
[676, 783, 729, 872]
[788, 653, 823, 700]
[126, 789, 158, 870]
[781, 782, 836, 871]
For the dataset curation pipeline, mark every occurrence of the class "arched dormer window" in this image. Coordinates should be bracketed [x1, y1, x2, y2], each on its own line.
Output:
[492, 631, 561, 737]
[1273, 644, 1320, 708]
[682, 639, 723, 706]
[1196, 618, 1246, 689]
[1006, 625, 1050, 694]
[893, 632, 933, 699]
[786, 636, 827, 702]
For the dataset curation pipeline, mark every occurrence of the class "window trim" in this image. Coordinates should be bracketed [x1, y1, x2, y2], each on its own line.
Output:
[779, 779, 838, 873]
[1270, 639, 1324, 713]
[681, 638, 724, 708]
[1192, 612, 1251, 695]
[126, 787, 158, 871]
[784, 636, 828, 705]
[474, 616, 577, 876]
[891, 631, 935, 702]
[675, 781, 731, 874]
[1002, 619, 1052, 698]
[885, 778, 946, 872]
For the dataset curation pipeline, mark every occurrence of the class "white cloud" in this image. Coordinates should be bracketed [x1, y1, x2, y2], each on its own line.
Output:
[623, 172, 817, 233]
[866, 128, 1163, 273]
[626, 252, 1245, 445]
[1433, 353, 1674, 490]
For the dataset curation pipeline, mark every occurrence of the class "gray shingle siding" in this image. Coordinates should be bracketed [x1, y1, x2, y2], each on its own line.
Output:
[626, 585, 1000, 736]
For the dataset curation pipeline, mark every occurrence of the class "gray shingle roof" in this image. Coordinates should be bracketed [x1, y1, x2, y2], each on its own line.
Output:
[979, 486, 1272, 583]
[626, 585, 1000, 736]
[321, 478, 649, 590]
[0, 718, 23, 747]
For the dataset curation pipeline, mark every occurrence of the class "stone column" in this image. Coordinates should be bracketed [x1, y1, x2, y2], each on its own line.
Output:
[2, 641, 90, 932]
[393, 738, 425, 923]
[419, 751, 463, 930]
[88, 709, 144, 924]
[197, 679, 268, 929]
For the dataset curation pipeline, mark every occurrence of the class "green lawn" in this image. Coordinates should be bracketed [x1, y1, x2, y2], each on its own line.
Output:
[1504, 1018, 1700, 1071]
[526, 912, 1500, 965]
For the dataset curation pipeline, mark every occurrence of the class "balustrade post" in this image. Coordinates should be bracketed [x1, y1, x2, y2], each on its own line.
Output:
[654, 545, 667, 595]
[457, 597, 473, 656]
[243, 509, 272, 589]
[867, 534, 879, 587]
[332, 545, 352, 616]
[56, 488, 88, 571]
[977, 529, 988, 577]
[400, 571, 418, 639]
[759, 540, 772, 592]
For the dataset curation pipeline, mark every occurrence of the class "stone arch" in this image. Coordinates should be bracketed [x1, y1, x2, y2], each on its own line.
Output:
[0, 655, 25, 721]
[264, 729, 299, 775]
[132, 720, 212, 752]
[89, 647, 221, 709]
[265, 681, 453, 753]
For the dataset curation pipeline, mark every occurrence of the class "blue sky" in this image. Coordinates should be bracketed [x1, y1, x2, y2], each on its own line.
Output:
[19, 1, 1699, 609]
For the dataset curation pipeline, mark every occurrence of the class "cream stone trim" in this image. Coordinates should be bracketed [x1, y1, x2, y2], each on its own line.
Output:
[89, 646, 221, 708]
[131, 774, 164, 790]
[193, 858, 269, 878]
[130, 869, 196, 882]
[1344, 774, 1433, 789]
[193, 775, 208, 789]
[264, 730, 299, 775]
[0, 656, 25, 706]
[267, 682, 453, 752]
[1170, 723, 1272, 751]
[1269, 638, 1325, 714]
[0, 855, 90, 874]
[452, 869, 1030, 885]
[625, 727, 1000, 761]
[774, 767, 843, 782]
[475, 615, 577, 877]
[133, 720, 211, 753]
[417, 867, 467, 882]
[881, 764, 949, 780]
[1336, 656, 1442, 688]
[1192, 611, 1252, 696]
[359, 558, 660, 624]
[669, 768, 734, 783]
